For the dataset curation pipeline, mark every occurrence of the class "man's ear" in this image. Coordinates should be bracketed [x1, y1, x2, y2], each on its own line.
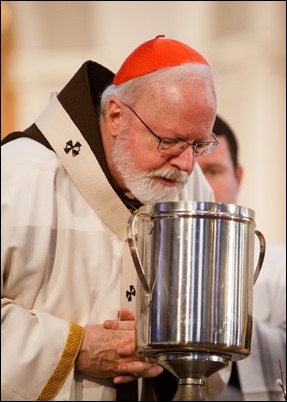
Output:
[235, 164, 243, 186]
[106, 97, 123, 137]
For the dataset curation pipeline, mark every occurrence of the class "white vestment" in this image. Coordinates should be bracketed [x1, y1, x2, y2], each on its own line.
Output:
[2, 135, 218, 401]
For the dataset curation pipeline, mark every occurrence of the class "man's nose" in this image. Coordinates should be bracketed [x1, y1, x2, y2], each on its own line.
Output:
[168, 146, 195, 174]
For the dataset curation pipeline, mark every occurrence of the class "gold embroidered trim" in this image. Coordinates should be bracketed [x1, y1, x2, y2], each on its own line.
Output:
[36, 322, 84, 401]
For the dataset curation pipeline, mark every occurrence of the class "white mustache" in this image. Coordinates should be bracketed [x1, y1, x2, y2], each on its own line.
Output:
[146, 168, 188, 184]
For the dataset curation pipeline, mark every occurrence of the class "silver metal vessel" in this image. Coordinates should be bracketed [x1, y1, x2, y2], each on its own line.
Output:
[127, 201, 265, 400]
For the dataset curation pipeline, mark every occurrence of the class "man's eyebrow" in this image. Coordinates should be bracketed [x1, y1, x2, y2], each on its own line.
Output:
[204, 163, 225, 169]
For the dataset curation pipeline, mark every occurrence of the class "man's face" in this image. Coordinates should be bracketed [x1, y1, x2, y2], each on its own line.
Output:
[110, 79, 217, 204]
[196, 136, 242, 204]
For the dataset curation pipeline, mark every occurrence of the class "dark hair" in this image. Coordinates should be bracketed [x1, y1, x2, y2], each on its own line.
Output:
[213, 115, 239, 169]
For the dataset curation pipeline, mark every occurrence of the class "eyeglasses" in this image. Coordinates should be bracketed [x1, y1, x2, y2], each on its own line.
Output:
[122, 102, 219, 157]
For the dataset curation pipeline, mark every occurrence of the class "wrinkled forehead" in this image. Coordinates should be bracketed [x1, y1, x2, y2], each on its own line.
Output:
[137, 76, 216, 114]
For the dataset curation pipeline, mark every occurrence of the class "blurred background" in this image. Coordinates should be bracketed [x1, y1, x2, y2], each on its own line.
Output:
[1, 1, 286, 245]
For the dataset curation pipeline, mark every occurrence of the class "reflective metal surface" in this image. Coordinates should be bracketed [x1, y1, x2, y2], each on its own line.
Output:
[128, 201, 265, 400]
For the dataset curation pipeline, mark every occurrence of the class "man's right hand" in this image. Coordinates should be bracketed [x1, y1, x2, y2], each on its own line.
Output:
[75, 320, 163, 382]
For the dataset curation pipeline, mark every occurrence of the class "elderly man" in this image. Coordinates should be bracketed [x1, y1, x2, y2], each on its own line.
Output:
[2, 35, 221, 401]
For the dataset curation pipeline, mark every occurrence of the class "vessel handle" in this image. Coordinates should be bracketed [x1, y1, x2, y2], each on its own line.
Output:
[253, 229, 266, 285]
[127, 212, 151, 297]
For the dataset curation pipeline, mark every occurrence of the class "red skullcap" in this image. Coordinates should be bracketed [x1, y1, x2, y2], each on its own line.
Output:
[113, 35, 209, 85]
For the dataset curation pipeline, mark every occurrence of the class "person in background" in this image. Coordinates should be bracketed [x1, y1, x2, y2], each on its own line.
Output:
[1, 35, 222, 401]
[197, 114, 286, 401]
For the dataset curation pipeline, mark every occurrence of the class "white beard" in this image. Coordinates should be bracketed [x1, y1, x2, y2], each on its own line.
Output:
[112, 131, 189, 204]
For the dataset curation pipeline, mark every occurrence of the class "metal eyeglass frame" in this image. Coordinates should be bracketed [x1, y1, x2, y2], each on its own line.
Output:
[121, 102, 219, 157]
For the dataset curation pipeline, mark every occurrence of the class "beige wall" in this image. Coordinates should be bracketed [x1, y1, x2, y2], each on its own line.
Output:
[3, 1, 286, 245]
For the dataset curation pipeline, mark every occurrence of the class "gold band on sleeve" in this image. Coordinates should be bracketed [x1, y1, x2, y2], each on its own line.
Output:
[37, 322, 84, 401]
